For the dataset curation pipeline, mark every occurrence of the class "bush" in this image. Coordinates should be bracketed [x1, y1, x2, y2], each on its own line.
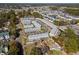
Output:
[64, 8, 79, 16]
[32, 12, 43, 19]
[48, 50, 62, 55]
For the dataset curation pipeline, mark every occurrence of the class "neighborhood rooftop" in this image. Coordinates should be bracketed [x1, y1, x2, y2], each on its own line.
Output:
[28, 32, 49, 41]
[21, 18, 41, 33]
[21, 17, 60, 41]
[0, 30, 9, 40]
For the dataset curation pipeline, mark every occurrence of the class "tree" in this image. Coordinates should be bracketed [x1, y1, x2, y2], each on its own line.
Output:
[10, 14, 16, 22]
[77, 38, 79, 51]
[8, 21, 16, 35]
[0, 40, 3, 46]
[53, 20, 69, 26]
[7, 10, 15, 19]
[8, 40, 19, 55]
[53, 28, 78, 54]
[32, 12, 43, 19]
[30, 47, 42, 55]
[48, 50, 62, 55]
[17, 11, 23, 18]
[63, 28, 78, 53]
[0, 12, 8, 28]
[64, 8, 79, 16]
[49, 6, 59, 10]
[26, 9, 32, 16]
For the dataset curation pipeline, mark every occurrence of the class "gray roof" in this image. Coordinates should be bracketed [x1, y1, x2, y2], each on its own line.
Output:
[32, 21, 41, 28]
[0, 31, 9, 40]
[50, 28, 60, 37]
[28, 32, 49, 41]
[37, 18, 60, 37]
[21, 18, 32, 25]
[24, 27, 40, 33]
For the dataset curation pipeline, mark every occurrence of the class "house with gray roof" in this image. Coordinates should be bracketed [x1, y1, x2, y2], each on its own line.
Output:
[28, 32, 49, 41]
[21, 18, 41, 33]
[0, 30, 9, 40]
